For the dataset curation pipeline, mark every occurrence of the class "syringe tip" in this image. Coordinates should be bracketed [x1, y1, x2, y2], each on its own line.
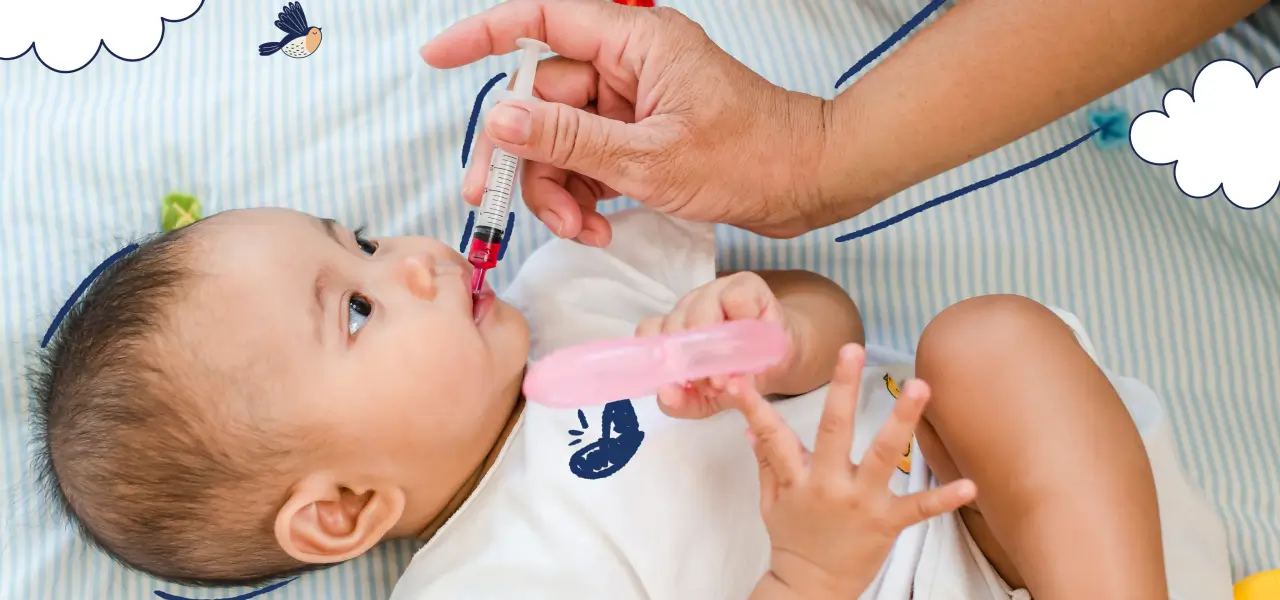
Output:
[471, 268, 487, 295]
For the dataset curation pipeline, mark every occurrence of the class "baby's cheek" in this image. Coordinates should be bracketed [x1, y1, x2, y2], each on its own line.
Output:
[411, 325, 492, 392]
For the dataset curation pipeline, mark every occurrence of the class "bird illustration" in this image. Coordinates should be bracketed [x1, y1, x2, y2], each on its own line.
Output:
[258, 2, 323, 59]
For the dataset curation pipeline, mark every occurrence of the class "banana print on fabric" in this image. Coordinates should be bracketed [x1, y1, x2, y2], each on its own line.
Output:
[883, 374, 913, 474]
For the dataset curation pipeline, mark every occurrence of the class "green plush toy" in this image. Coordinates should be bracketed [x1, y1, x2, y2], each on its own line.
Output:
[161, 193, 202, 232]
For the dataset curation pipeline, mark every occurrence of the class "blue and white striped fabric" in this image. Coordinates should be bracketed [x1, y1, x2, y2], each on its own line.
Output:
[2, 1, 1277, 598]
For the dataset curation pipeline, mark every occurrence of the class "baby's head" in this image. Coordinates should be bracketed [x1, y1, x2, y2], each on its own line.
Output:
[30, 208, 529, 585]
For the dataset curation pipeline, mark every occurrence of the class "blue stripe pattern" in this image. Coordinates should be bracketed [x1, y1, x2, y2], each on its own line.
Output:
[1, 1, 1277, 599]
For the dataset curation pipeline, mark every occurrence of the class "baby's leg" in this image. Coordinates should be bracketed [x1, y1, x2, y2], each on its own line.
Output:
[912, 295, 1167, 600]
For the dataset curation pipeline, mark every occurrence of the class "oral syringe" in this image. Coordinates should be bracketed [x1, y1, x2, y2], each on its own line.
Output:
[468, 37, 551, 295]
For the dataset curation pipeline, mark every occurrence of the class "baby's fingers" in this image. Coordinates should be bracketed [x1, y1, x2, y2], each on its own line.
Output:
[728, 378, 806, 485]
[812, 344, 866, 479]
[888, 479, 977, 531]
[718, 279, 772, 322]
[857, 379, 931, 491]
[680, 293, 727, 331]
[747, 429, 780, 515]
[635, 316, 663, 338]
[655, 382, 715, 419]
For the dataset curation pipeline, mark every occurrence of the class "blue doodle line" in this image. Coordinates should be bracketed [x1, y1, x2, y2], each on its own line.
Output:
[459, 71, 518, 264]
[458, 211, 516, 260]
[834, 127, 1102, 242]
[834, 0, 948, 89]
[41, 243, 139, 348]
[499, 212, 515, 260]
[458, 211, 476, 252]
[462, 72, 510, 168]
[0, 0, 206, 75]
[154, 577, 298, 600]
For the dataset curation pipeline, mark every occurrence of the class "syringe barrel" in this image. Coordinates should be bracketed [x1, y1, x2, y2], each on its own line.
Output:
[467, 236, 501, 269]
[465, 38, 547, 272]
[476, 148, 519, 230]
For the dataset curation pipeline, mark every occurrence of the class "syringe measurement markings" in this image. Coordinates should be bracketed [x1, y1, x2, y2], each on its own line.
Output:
[477, 154, 520, 226]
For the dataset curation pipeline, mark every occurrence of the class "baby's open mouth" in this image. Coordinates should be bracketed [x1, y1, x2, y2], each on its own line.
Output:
[472, 280, 495, 324]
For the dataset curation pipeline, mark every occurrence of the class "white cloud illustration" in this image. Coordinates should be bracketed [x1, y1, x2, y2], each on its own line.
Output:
[0, 0, 203, 73]
[1130, 59, 1280, 209]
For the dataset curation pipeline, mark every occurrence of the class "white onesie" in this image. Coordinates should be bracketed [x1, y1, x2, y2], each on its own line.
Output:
[388, 208, 1232, 600]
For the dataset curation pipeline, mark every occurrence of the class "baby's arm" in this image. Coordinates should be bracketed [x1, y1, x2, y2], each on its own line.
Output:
[636, 269, 862, 419]
[725, 270, 864, 397]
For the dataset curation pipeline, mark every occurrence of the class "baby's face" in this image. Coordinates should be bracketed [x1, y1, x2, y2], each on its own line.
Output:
[184, 208, 528, 530]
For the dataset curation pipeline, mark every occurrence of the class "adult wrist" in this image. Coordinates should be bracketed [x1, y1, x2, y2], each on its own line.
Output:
[810, 90, 895, 232]
[765, 89, 840, 238]
[763, 84, 895, 238]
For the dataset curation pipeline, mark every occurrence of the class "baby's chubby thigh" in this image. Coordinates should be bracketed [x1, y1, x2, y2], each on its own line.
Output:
[908, 294, 1170, 599]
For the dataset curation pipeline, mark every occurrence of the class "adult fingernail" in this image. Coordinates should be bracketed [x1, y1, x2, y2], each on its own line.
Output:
[489, 104, 531, 144]
[541, 211, 564, 237]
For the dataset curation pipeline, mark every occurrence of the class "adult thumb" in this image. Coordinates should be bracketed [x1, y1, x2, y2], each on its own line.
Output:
[484, 99, 651, 190]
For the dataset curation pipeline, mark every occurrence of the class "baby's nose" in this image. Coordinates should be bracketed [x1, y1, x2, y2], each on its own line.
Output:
[398, 254, 438, 300]
[398, 253, 465, 300]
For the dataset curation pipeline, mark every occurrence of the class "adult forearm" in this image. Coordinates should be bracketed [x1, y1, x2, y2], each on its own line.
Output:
[814, 0, 1266, 224]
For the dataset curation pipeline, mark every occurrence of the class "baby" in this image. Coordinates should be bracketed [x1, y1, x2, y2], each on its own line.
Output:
[32, 206, 1231, 599]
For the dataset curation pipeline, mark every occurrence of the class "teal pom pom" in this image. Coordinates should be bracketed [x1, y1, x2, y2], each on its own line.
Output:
[1087, 107, 1131, 150]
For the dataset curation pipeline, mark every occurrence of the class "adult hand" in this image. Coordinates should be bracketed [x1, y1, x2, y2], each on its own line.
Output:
[421, 0, 832, 246]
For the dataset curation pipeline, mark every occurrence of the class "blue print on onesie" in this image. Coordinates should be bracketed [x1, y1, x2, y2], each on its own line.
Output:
[567, 400, 645, 480]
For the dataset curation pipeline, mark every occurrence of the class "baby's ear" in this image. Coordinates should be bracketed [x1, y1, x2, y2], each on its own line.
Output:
[274, 474, 406, 565]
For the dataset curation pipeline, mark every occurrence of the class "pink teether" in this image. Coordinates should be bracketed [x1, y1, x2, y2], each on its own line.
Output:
[522, 319, 789, 409]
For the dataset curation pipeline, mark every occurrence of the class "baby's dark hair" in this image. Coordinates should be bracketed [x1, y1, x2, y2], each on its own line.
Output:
[28, 222, 317, 587]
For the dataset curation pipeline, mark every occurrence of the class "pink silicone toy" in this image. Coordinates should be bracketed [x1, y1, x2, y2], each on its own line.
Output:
[522, 319, 789, 409]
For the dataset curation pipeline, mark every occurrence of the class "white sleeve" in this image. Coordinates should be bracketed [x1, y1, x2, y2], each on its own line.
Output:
[510, 207, 716, 300]
[590, 207, 718, 298]
[504, 208, 717, 349]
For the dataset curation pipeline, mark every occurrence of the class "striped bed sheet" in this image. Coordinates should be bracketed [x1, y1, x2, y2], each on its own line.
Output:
[0, 1, 1276, 599]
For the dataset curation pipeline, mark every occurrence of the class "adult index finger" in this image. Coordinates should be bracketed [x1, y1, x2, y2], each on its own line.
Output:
[421, 0, 642, 69]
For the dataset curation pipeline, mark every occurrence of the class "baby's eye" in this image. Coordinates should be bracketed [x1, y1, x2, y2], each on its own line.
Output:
[352, 226, 378, 255]
[349, 293, 372, 335]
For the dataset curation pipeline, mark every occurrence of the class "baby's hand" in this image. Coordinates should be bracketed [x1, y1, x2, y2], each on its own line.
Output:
[732, 344, 977, 599]
[635, 272, 798, 420]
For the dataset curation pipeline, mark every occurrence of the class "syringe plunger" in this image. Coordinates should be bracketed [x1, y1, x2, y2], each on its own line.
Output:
[467, 38, 550, 280]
